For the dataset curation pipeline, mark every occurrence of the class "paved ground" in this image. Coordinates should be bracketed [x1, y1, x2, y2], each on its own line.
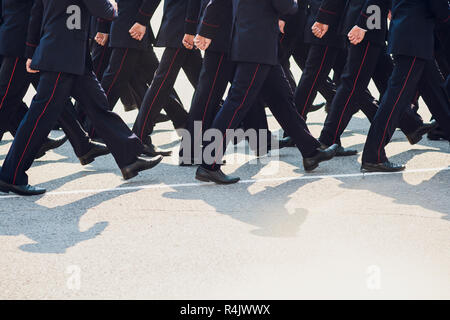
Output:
[1, 7, 450, 300]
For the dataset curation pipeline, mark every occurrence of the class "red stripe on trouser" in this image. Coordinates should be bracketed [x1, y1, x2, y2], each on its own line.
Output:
[91, 48, 129, 137]
[106, 48, 129, 96]
[211, 64, 260, 169]
[140, 48, 181, 140]
[333, 42, 371, 144]
[95, 45, 108, 78]
[377, 57, 417, 163]
[301, 46, 329, 116]
[13, 73, 62, 185]
[202, 53, 224, 124]
[0, 57, 19, 111]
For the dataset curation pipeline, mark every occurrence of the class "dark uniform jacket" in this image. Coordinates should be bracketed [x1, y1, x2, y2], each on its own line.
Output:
[191, 0, 233, 53]
[155, 0, 188, 48]
[109, 0, 157, 50]
[388, 0, 449, 60]
[305, 0, 345, 48]
[0, 0, 34, 58]
[340, 0, 391, 46]
[201, 0, 297, 65]
[26, 0, 117, 75]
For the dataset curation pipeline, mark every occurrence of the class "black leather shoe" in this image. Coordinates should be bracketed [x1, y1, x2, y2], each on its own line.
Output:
[36, 135, 68, 159]
[303, 144, 338, 172]
[321, 144, 357, 157]
[121, 156, 163, 180]
[361, 161, 406, 173]
[195, 166, 240, 184]
[78, 142, 110, 166]
[309, 102, 326, 113]
[406, 120, 438, 145]
[427, 126, 449, 141]
[279, 136, 296, 149]
[142, 144, 172, 157]
[0, 179, 46, 196]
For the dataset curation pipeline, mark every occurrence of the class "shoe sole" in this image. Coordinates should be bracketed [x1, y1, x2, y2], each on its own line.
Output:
[195, 173, 240, 185]
[122, 157, 163, 181]
[360, 166, 406, 173]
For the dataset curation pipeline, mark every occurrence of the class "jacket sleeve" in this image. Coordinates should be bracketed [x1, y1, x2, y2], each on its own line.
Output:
[355, 0, 388, 30]
[316, 0, 344, 25]
[198, 0, 229, 39]
[135, 0, 161, 26]
[271, 0, 298, 16]
[82, 0, 118, 21]
[97, 19, 112, 34]
[428, 0, 450, 25]
[25, 0, 44, 59]
[185, 0, 202, 35]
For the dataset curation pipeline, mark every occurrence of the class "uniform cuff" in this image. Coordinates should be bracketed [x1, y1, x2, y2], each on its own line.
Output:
[316, 7, 337, 25]
[198, 21, 220, 40]
[97, 19, 111, 34]
[136, 9, 152, 26]
[25, 42, 38, 59]
[185, 19, 198, 35]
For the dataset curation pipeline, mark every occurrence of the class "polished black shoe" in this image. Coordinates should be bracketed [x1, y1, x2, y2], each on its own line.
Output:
[361, 161, 406, 173]
[303, 144, 338, 172]
[309, 102, 326, 113]
[427, 126, 449, 141]
[279, 136, 296, 149]
[142, 144, 172, 157]
[78, 142, 110, 166]
[35, 135, 68, 159]
[406, 120, 438, 145]
[321, 144, 357, 157]
[195, 166, 240, 185]
[121, 156, 163, 180]
[0, 179, 46, 196]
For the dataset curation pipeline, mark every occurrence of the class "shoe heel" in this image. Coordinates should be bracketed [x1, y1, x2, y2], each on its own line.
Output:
[195, 174, 210, 183]
[0, 185, 9, 194]
[122, 171, 138, 181]
[79, 157, 94, 166]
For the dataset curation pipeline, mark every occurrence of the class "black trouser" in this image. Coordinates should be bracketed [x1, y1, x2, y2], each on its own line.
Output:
[181, 51, 270, 162]
[362, 55, 450, 164]
[0, 69, 143, 186]
[133, 47, 202, 145]
[294, 44, 340, 119]
[0, 56, 91, 155]
[319, 41, 423, 147]
[201, 62, 321, 171]
[131, 48, 188, 129]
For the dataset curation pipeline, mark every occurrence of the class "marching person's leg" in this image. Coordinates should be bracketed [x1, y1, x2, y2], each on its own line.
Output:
[196, 62, 272, 184]
[0, 71, 75, 195]
[417, 60, 450, 139]
[320, 41, 381, 150]
[294, 44, 339, 119]
[133, 47, 189, 155]
[261, 64, 337, 170]
[71, 70, 162, 180]
[362, 55, 426, 172]
[0, 57, 68, 154]
[180, 51, 234, 165]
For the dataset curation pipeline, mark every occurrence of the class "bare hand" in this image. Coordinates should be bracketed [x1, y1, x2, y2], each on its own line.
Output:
[348, 25, 366, 45]
[182, 34, 195, 50]
[279, 20, 286, 34]
[95, 32, 109, 46]
[26, 59, 39, 73]
[129, 23, 146, 41]
[194, 34, 212, 51]
[312, 22, 329, 39]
